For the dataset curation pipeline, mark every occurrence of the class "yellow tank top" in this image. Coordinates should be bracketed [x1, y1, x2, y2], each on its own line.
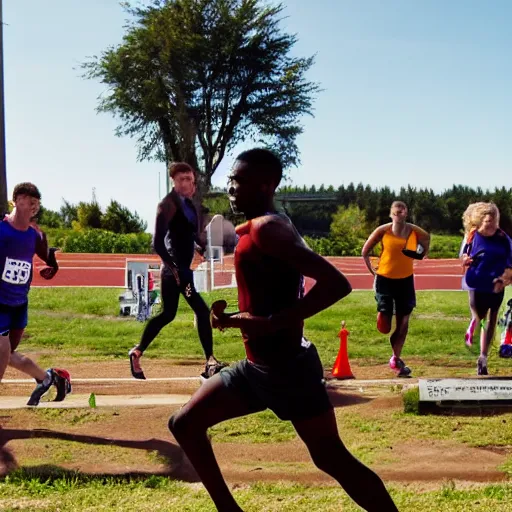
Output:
[376, 228, 417, 279]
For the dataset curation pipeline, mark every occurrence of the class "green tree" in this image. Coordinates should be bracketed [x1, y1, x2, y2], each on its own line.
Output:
[59, 200, 78, 228]
[38, 206, 63, 228]
[83, 0, 319, 196]
[329, 204, 370, 256]
[375, 186, 395, 225]
[101, 200, 147, 233]
[202, 193, 238, 225]
[76, 201, 103, 230]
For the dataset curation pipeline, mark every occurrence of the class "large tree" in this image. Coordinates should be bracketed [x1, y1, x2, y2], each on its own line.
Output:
[83, 0, 319, 195]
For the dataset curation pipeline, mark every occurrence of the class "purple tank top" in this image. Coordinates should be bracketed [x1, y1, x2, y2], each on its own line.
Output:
[0, 220, 38, 306]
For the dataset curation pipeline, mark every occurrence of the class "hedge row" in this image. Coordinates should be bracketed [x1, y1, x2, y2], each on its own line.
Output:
[303, 233, 463, 259]
[44, 228, 152, 254]
[43, 228, 462, 258]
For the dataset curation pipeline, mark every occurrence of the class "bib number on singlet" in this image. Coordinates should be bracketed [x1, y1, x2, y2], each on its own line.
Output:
[2, 258, 31, 285]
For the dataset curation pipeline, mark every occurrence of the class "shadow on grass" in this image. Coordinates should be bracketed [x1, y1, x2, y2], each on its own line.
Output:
[327, 389, 374, 408]
[0, 390, 373, 484]
[0, 427, 199, 483]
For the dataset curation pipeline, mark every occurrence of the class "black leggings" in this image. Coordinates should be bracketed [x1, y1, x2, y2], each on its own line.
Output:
[137, 266, 213, 358]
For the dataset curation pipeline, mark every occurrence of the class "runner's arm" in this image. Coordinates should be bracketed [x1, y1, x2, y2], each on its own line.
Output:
[497, 236, 512, 288]
[217, 218, 352, 331]
[361, 226, 386, 275]
[152, 199, 180, 273]
[34, 229, 50, 263]
[194, 204, 208, 256]
[409, 223, 431, 255]
[34, 227, 59, 279]
[248, 218, 351, 329]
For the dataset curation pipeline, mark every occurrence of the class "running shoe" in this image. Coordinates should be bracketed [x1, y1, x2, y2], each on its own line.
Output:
[52, 368, 72, 402]
[129, 347, 146, 380]
[389, 356, 412, 378]
[477, 357, 488, 376]
[27, 369, 54, 406]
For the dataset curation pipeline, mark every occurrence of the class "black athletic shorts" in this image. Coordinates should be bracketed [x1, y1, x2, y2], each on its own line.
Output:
[470, 290, 504, 319]
[374, 274, 416, 316]
[0, 302, 28, 350]
[219, 342, 332, 422]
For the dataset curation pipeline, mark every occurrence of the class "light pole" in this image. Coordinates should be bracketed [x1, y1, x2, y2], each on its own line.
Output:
[0, 0, 7, 214]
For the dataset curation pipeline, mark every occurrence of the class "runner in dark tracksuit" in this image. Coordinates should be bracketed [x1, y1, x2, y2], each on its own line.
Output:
[129, 162, 225, 380]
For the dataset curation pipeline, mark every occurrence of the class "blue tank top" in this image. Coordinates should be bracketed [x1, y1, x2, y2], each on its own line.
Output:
[463, 230, 512, 293]
[0, 220, 38, 306]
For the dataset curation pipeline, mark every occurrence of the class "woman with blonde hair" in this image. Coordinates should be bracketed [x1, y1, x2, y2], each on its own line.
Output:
[461, 202, 512, 375]
[460, 202, 487, 347]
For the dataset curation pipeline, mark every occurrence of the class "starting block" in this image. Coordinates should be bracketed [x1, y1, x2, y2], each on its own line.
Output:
[119, 260, 161, 321]
[418, 378, 512, 413]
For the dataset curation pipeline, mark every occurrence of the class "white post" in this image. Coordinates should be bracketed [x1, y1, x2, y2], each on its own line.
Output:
[207, 223, 214, 292]
[0, 0, 8, 213]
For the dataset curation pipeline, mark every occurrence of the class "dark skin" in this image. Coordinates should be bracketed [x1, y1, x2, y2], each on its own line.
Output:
[169, 160, 398, 512]
[212, 214, 352, 337]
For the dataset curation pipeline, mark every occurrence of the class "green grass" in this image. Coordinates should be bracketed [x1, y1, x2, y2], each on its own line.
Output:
[24, 287, 510, 374]
[3, 473, 512, 511]
[4, 286, 512, 511]
[209, 410, 296, 443]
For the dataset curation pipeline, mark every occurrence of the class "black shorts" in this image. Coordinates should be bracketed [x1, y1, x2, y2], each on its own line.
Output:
[219, 342, 332, 422]
[375, 274, 416, 316]
[470, 290, 504, 319]
[0, 302, 28, 350]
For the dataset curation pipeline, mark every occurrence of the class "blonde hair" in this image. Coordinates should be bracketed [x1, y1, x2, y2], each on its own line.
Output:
[390, 201, 407, 212]
[462, 202, 500, 235]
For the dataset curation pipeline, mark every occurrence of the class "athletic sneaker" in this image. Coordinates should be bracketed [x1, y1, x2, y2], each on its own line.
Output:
[477, 357, 488, 376]
[129, 347, 146, 380]
[389, 356, 412, 378]
[52, 369, 72, 402]
[499, 344, 512, 359]
[27, 369, 55, 406]
[465, 319, 476, 347]
[200, 360, 229, 381]
[377, 312, 392, 334]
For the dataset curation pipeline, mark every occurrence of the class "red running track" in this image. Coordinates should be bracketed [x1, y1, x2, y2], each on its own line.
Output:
[31, 254, 465, 291]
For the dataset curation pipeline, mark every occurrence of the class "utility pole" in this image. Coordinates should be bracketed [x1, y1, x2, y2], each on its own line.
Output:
[0, 0, 7, 214]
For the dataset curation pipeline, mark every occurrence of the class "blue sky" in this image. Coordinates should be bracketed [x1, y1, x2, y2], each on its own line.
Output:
[4, 1, 511, 231]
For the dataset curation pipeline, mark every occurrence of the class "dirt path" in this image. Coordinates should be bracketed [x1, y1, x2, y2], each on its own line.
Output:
[1, 360, 511, 486]
[0, 395, 508, 486]
[0, 356, 482, 398]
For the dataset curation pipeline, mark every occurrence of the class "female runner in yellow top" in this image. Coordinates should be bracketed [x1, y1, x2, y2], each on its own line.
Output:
[362, 201, 430, 377]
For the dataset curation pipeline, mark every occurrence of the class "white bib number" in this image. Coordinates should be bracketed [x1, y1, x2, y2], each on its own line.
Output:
[2, 257, 32, 285]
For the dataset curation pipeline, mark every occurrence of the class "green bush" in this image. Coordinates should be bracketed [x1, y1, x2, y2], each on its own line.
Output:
[304, 233, 462, 258]
[43, 228, 75, 249]
[402, 386, 420, 414]
[428, 234, 463, 259]
[41, 227, 152, 254]
[63, 230, 152, 254]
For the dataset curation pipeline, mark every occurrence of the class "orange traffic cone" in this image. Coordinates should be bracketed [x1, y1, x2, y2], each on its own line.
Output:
[332, 321, 355, 380]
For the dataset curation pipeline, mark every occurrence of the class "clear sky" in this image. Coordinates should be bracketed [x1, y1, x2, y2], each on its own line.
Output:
[4, 1, 511, 231]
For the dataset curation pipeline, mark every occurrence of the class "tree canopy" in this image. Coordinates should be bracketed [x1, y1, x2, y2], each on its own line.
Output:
[83, 0, 319, 195]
